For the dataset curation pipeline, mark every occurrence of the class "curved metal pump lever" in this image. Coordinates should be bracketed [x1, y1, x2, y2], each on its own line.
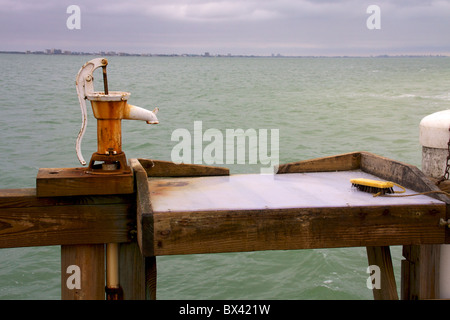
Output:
[75, 58, 107, 165]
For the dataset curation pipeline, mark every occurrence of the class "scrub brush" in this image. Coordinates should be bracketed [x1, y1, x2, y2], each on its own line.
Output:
[350, 178, 405, 197]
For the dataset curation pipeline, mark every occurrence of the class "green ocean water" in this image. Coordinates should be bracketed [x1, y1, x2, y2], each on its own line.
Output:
[0, 54, 450, 299]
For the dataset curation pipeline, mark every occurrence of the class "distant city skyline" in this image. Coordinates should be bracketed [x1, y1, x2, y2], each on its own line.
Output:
[3, 48, 448, 59]
[1, 1, 450, 57]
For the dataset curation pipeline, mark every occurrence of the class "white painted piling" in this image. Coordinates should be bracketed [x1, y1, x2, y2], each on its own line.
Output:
[419, 110, 450, 299]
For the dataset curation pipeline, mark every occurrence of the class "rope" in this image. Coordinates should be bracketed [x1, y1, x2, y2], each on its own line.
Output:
[374, 182, 450, 198]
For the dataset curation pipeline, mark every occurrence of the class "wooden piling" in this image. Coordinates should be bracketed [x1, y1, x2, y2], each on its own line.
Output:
[366, 246, 399, 300]
[401, 245, 440, 299]
[61, 244, 105, 300]
[117, 242, 148, 299]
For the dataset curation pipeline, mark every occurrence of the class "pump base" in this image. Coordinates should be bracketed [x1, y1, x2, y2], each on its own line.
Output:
[87, 152, 131, 174]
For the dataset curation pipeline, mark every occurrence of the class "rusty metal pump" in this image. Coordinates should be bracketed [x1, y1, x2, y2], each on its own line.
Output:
[75, 58, 159, 174]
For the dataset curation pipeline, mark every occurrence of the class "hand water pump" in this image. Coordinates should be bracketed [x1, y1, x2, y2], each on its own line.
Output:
[75, 58, 159, 174]
[73, 58, 160, 299]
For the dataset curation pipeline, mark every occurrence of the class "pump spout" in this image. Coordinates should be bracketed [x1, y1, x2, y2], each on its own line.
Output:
[124, 104, 159, 124]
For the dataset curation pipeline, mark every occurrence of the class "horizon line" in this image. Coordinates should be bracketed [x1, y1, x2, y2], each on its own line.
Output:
[1, 49, 449, 59]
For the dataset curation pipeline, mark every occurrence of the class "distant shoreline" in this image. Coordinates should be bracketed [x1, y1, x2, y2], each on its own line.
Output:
[0, 50, 448, 59]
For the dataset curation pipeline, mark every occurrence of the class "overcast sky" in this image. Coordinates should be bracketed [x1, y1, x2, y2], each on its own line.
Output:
[1, 0, 450, 56]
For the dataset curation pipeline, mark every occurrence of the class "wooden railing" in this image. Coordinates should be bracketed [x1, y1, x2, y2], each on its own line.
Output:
[0, 152, 448, 300]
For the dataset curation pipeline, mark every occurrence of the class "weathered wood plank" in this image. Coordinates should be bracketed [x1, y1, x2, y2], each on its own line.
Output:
[361, 152, 450, 203]
[0, 188, 133, 208]
[36, 167, 134, 197]
[129, 159, 157, 299]
[152, 204, 445, 256]
[148, 171, 444, 213]
[366, 246, 399, 300]
[138, 158, 229, 177]
[277, 151, 361, 174]
[130, 159, 154, 257]
[0, 188, 134, 249]
[278, 151, 449, 204]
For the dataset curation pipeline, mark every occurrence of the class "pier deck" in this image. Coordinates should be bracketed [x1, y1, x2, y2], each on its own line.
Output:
[146, 170, 445, 256]
[0, 151, 448, 299]
[132, 151, 449, 300]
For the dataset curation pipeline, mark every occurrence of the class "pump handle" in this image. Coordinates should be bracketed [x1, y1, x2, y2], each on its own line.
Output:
[75, 58, 108, 165]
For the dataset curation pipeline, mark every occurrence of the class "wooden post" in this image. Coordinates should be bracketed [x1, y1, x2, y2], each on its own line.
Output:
[118, 242, 157, 300]
[61, 244, 105, 300]
[118, 242, 146, 299]
[129, 158, 160, 299]
[366, 246, 399, 300]
[401, 244, 440, 299]
[145, 256, 157, 300]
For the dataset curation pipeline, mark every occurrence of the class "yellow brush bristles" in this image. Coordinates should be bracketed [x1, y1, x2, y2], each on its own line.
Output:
[350, 178, 394, 189]
[350, 178, 405, 196]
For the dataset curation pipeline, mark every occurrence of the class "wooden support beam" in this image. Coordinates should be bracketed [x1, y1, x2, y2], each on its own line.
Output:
[366, 246, 399, 300]
[118, 242, 146, 299]
[131, 159, 154, 257]
[401, 244, 440, 299]
[0, 188, 134, 249]
[151, 204, 445, 256]
[145, 256, 157, 300]
[116, 241, 157, 300]
[129, 159, 157, 299]
[61, 244, 105, 300]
